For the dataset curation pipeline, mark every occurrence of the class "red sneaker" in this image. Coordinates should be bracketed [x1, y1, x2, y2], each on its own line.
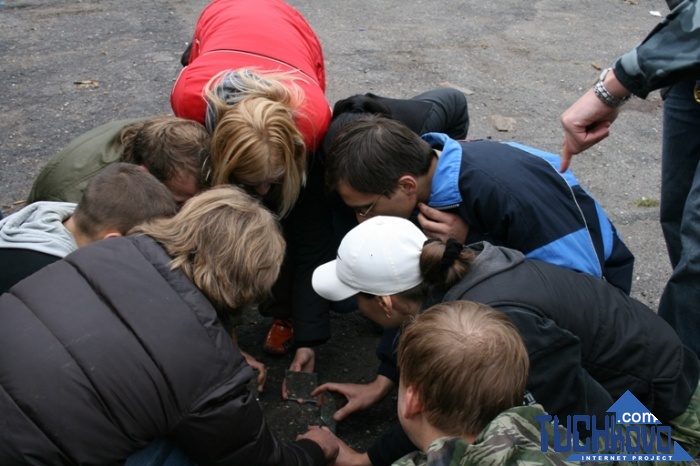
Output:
[264, 318, 294, 355]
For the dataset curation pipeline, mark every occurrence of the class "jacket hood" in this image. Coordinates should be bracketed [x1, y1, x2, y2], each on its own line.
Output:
[444, 242, 525, 301]
[0, 201, 77, 257]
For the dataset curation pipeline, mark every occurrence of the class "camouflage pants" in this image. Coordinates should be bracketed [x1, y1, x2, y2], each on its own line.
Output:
[669, 381, 700, 460]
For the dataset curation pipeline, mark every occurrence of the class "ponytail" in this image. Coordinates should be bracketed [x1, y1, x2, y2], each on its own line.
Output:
[420, 239, 474, 289]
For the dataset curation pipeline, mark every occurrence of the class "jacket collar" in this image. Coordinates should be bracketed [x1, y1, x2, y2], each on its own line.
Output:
[421, 132, 463, 209]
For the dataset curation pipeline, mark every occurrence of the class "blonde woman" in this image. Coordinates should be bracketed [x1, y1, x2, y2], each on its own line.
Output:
[0, 186, 338, 465]
[172, 0, 336, 372]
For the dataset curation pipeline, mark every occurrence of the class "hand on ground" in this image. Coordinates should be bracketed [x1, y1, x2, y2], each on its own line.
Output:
[310, 376, 395, 422]
[296, 426, 340, 463]
[282, 347, 316, 400]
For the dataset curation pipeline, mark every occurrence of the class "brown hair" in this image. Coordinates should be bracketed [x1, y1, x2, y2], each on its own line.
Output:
[72, 162, 177, 239]
[420, 239, 475, 290]
[120, 116, 211, 188]
[205, 70, 307, 217]
[325, 115, 434, 195]
[130, 186, 285, 314]
[398, 301, 529, 436]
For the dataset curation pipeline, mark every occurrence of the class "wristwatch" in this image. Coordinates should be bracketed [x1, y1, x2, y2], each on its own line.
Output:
[594, 68, 631, 108]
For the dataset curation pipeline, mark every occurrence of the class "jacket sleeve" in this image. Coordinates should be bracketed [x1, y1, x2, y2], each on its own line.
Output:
[500, 308, 615, 425]
[288, 153, 336, 347]
[170, 376, 325, 466]
[412, 88, 470, 140]
[614, 0, 700, 97]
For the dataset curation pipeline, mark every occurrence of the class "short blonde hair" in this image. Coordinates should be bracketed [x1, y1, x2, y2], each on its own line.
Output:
[398, 301, 529, 437]
[206, 70, 307, 217]
[131, 186, 285, 313]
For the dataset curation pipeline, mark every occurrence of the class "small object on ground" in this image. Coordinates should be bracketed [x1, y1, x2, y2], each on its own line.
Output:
[285, 370, 318, 404]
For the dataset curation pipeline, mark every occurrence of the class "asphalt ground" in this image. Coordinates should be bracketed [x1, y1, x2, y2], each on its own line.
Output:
[0, 0, 673, 454]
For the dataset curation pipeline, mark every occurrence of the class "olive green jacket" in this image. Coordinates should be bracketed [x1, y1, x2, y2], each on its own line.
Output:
[27, 118, 147, 203]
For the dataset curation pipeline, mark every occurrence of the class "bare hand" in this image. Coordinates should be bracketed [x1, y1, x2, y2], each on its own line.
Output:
[282, 347, 316, 399]
[310, 376, 395, 422]
[332, 434, 372, 466]
[417, 203, 468, 243]
[560, 88, 620, 172]
[240, 350, 267, 393]
[296, 426, 340, 463]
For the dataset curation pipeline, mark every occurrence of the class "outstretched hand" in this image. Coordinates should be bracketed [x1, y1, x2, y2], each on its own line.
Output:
[560, 88, 621, 172]
[310, 376, 395, 422]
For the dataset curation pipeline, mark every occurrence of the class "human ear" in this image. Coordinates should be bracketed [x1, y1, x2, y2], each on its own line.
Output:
[376, 295, 394, 317]
[100, 230, 123, 241]
[397, 176, 418, 195]
[403, 385, 423, 418]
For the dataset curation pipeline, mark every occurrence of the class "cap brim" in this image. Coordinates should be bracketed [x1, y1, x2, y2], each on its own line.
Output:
[312, 260, 359, 302]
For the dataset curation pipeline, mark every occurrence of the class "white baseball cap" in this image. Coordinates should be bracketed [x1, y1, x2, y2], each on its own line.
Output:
[313, 216, 427, 301]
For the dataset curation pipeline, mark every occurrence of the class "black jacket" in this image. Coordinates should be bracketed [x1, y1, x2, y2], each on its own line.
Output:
[0, 235, 324, 466]
[444, 242, 698, 423]
[367, 242, 698, 466]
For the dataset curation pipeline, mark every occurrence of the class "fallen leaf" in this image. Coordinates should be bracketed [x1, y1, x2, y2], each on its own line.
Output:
[73, 80, 99, 89]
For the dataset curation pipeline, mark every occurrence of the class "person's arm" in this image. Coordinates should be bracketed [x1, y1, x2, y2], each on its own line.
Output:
[171, 371, 331, 466]
[288, 153, 336, 348]
[615, 0, 700, 98]
[560, 0, 700, 169]
[412, 87, 470, 139]
[559, 70, 626, 171]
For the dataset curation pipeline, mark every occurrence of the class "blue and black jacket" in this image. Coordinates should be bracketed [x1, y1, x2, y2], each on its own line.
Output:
[424, 132, 634, 293]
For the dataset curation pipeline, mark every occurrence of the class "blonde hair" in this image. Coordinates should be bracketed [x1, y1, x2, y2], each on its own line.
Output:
[398, 301, 529, 437]
[205, 69, 307, 217]
[131, 186, 285, 314]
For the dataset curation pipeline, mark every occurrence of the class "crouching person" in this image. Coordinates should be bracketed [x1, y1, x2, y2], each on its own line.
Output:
[0, 186, 338, 465]
[394, 301, 579, 465]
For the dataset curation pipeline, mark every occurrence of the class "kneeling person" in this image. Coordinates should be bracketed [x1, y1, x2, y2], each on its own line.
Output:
[0, 163, 178, 293]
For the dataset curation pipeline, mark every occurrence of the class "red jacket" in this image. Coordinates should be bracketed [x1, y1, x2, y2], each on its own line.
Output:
[171, 0, 330, 151]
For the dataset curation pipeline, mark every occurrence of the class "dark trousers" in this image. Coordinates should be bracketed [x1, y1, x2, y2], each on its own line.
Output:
[658, 80, 700, 356]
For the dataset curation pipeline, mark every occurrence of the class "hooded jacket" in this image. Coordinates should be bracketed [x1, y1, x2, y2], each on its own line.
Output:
[0, 201, 77, 293]
[0, 234, 325, 466]
[444, 242, 699, 424]
[367, 243, 698, 466]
